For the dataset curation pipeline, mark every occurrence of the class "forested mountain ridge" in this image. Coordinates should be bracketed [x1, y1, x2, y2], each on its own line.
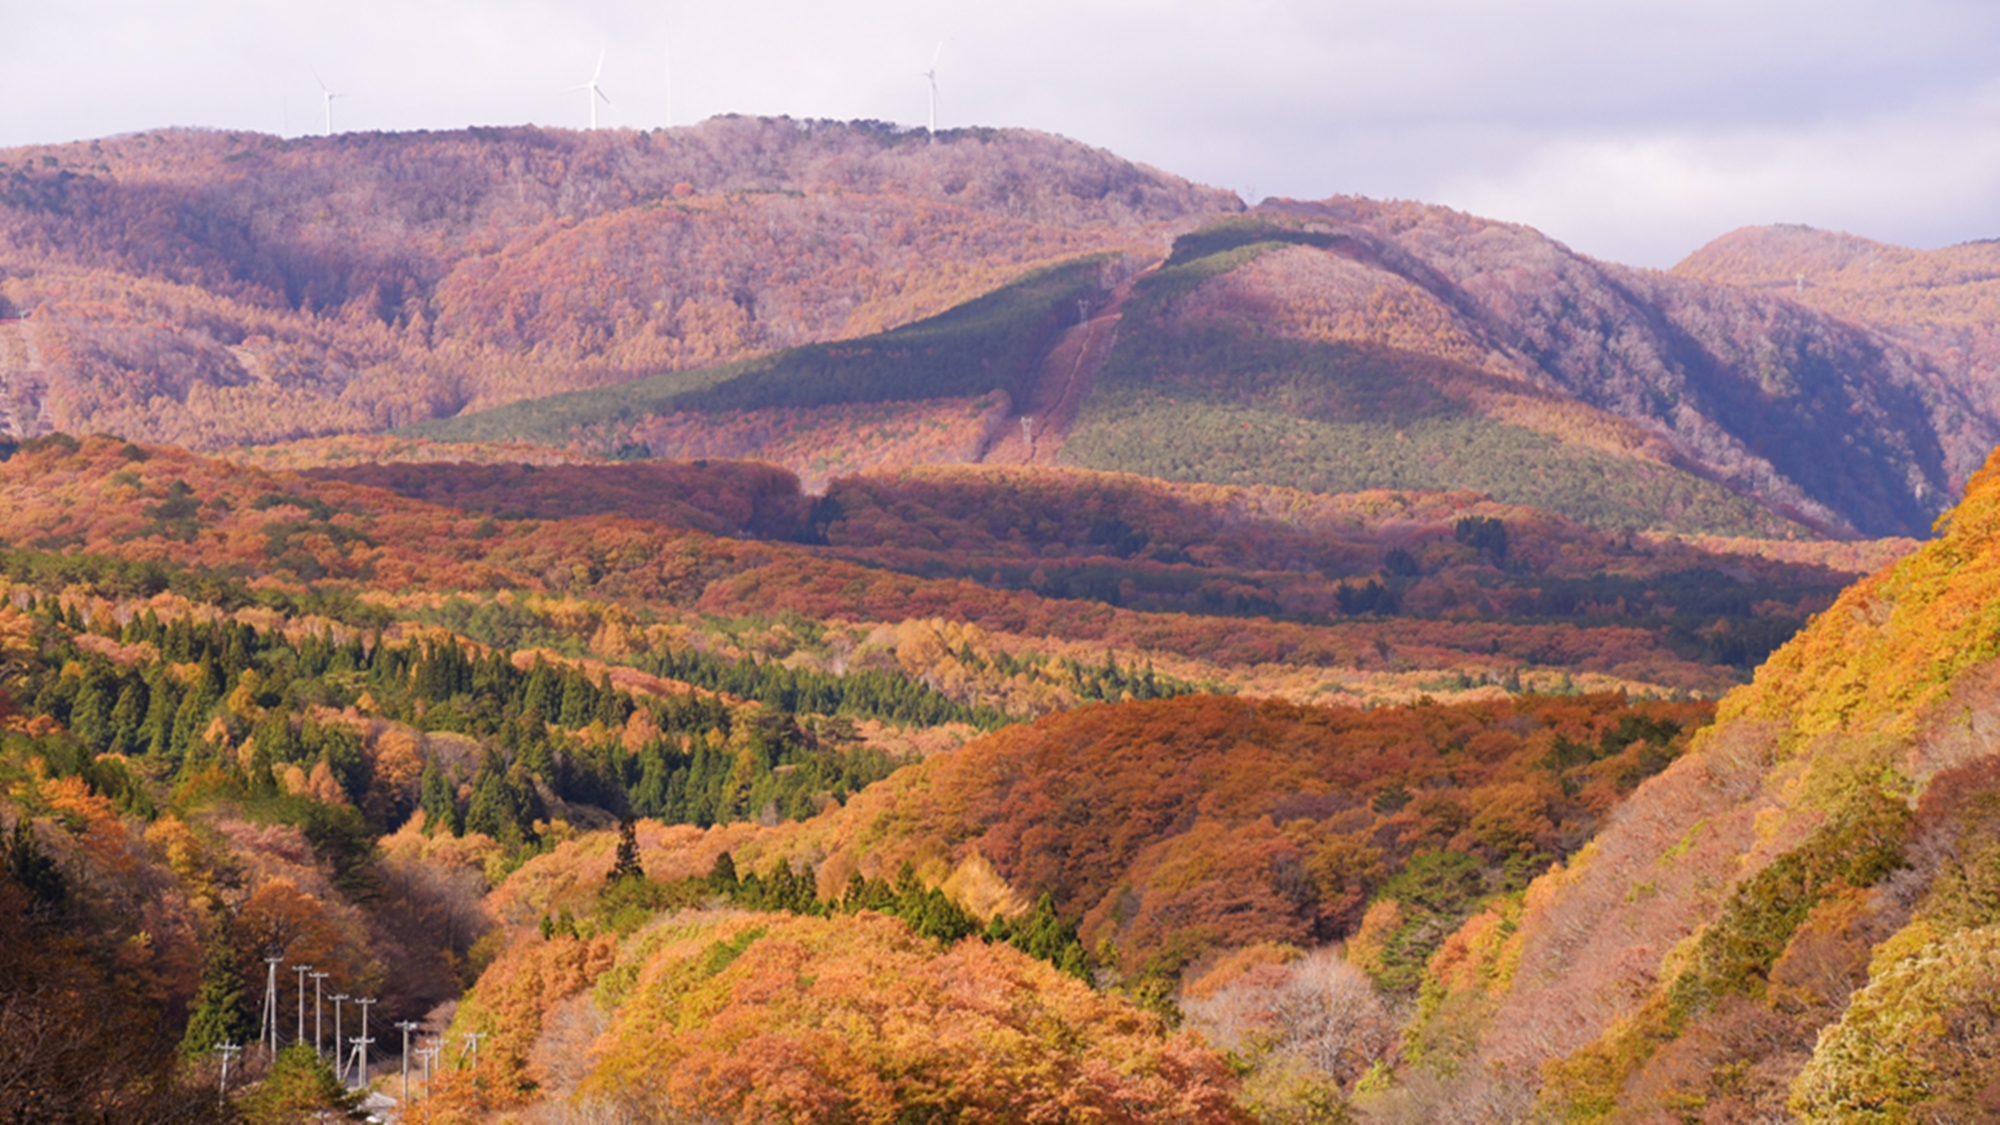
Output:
[5, 121, 1993, 539]
[0, 120, 1236, 448]
[1064, 202, 1995, 539]
[1677, 222, 2000, 421]
[415, 196, 1997, 540]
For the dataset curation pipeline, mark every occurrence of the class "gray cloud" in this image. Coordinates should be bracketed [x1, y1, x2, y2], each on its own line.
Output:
[3, 0, 1998, 265]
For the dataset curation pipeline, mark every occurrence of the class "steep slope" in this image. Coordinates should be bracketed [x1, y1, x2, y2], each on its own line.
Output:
[1677, 223, 2000, 420]
[0, 121, 1237, 447]
[1064, 206, 1995, 539]
[1393, 445, 2000, 1120]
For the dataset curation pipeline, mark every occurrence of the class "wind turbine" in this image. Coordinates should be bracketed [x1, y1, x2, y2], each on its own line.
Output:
[313, 73, 342, 137]
[570, 52, 613, 130]
[922, 41, 944, 142]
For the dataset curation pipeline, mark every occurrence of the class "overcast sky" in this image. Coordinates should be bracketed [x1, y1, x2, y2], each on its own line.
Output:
[3, 0, 1998, 267]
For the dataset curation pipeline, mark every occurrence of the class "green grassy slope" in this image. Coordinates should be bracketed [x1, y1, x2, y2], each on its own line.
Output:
[403, 256, 1111, 447]
[1061, 226, 1806, 537]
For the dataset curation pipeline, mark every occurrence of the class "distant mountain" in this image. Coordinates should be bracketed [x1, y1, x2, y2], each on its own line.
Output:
[1062, 203, 1995, 539]
[0, 120, 1236, 447]
[424, 203, 1996, 539]
[7, 123, 1995, 538]
[1677, 223, 2000, 419]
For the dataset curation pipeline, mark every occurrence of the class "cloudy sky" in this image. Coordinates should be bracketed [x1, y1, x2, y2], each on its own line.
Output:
[3, 0, 1998, 267]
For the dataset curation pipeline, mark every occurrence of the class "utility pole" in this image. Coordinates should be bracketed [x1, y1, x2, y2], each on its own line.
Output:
[348, 1033, 375, 1090]
[397, 1021, 420, 1107]
[460, 1029, 488, 1068]
[1021, 415, 1034, 449]
[260, 953, 283, 1055]
[419, 1040, 441, 1095]
[329, 994, 348, 1081]
[354, 997, 377, 1086]
[215, 1042, 241, 1104]
[293, 963, 312, 1047]
[310, 971, 328, 1057]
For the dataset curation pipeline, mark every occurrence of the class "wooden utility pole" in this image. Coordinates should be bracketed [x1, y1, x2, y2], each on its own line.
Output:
[353, 997, 377, 1086]
[329, 994, 349, 1081]
[419, 1040, 441, 1095]
[348, 1033, 374, 1090]
[293, 963, 312, 1046]
[215, 1042, 241, 1104]
[396, 1021, 420, 1107]
[260, 954, 283, 1054]
[309, 971, 328, 1057]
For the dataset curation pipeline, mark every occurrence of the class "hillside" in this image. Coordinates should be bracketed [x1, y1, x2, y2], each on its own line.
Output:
[1062, 206, 1995, 539]
[1676, 223, 2000, 420]
[400, 254, 1114, 465]
[414, 204, 1996, 540]
[1359, 442, 2000, 1120]
[0, 120, 1236, 448]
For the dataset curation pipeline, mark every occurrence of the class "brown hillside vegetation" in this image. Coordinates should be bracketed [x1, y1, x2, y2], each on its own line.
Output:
[1069, 202, 1996, 538]
[490, 693, 1709, 991]
[0, 120, 1236, 447]
[1385, 442, 2000, 1120]
[0, 433, 1780, 707]
[1677, 223, 2000, 420]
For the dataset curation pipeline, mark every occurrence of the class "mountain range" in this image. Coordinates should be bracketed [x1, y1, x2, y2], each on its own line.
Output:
[3, 121, 1996, 539]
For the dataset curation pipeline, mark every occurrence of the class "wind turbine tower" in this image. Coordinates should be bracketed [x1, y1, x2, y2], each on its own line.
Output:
[923, 41, 944, 142]
[571, 52, 614, 129]
[314, 74, 343, 136]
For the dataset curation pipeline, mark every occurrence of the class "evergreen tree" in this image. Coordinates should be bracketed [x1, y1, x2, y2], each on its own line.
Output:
[419, 761, 460, 836]
[237, 1044, 359, 1123]
[178, 916, 253, 1059]
[609, 818, 645, 882]
[1, 817, 64, 918]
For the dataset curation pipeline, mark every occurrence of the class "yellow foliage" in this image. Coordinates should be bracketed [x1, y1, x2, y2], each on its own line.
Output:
[1344, 899, 1404, 981]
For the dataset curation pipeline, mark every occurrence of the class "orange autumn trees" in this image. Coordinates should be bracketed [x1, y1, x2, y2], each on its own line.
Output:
[762, 692, 1710, 985]
[440, 910, 1247, 1124]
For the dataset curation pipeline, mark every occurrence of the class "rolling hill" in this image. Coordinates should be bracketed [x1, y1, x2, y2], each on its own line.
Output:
[415, 204, 1997, 539]
[1061, 205, 1995, 539]
[1360, 442, 2000, 1120]
[0, 120, 1235, 448]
